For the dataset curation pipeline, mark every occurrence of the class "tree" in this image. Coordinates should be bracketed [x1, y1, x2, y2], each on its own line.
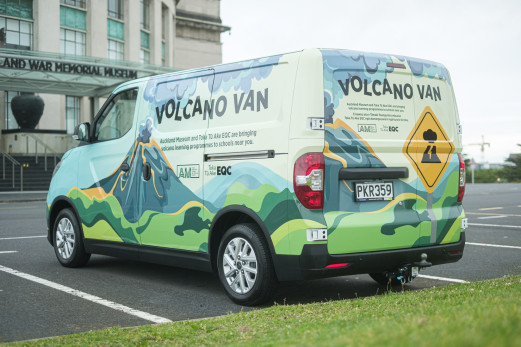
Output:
[502, 144, 521, 182]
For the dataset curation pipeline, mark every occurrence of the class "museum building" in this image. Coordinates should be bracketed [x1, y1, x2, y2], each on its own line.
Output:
[0, 0, 230, 156]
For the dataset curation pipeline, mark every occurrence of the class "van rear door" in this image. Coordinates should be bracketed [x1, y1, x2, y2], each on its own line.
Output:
[321, 50, 422, 255]
[407, 58, 463, 246]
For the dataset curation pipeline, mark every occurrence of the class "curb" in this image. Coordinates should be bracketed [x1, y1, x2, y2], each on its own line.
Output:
[0, 191, 48, 204]
[0, 199, 47, 204]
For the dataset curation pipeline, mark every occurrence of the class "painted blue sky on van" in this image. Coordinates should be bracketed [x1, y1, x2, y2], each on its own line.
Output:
[143, 70, 209, 109]
[142, 55, 281, 112]
[209, 55, 281, 93]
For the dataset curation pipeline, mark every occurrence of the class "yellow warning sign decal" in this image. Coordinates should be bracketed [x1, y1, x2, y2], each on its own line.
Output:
[404, 106, 454, 193]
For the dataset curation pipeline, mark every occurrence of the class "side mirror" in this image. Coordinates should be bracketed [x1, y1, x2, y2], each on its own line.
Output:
[73, 122, 90, 142]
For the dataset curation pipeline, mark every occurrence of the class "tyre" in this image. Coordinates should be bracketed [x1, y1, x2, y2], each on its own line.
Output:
[53, 208, 90, 268]
[369, 272, 402, 286]
[217, 223, 278, 306]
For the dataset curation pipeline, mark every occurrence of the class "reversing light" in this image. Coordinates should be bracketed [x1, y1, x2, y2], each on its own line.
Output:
[457, 154, 466, 202]
[325, 263, 349, 269]
[293, 152, 324, 209]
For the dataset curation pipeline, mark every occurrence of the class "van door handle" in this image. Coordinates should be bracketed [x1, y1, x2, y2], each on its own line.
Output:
[339, 167, 409, 180]
[120, 162, 130, 172]
[143, 162, 151, 181]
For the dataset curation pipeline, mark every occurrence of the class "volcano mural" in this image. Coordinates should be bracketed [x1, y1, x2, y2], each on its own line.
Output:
[93, 118, 208, 223]
[69, 118, 214, 248]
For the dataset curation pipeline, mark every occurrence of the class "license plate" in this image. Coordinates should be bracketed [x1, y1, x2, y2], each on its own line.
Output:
[354, 181, 394, 202]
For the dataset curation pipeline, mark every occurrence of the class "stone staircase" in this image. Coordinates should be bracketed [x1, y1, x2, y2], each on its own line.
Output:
[0, 154, 60, 192]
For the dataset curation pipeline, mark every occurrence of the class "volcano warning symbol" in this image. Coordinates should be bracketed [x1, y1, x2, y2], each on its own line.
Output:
[404, 107, 454, 193]
[421, 129, 441, 163]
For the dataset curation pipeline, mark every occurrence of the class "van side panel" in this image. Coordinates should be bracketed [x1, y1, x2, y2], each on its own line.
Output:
[286, 49, 328, 255]
[204, 54, 299, 255]
[67, 83, 143, 244]
[136, 70, 215, 251]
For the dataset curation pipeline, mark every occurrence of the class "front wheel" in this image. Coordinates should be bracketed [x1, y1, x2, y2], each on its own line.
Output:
[217, 223, 278, 306]
[53, 208, 90, 268]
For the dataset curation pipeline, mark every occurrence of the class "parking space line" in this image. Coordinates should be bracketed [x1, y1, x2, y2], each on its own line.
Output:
[466, 212, 521, 217]
[468, 223, 521, 229]
[0, 235, 46, 240]
[477, 215, 507, 220]
[0, 251, 18, 254]
[417, 274, 469, 284]
[466, 242, 521, 250]
[0, 265, 172, 324]
[479, 207, 504, 211]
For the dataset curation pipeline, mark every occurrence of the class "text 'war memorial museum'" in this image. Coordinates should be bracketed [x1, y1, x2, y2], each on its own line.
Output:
[0, 0, 229, 189]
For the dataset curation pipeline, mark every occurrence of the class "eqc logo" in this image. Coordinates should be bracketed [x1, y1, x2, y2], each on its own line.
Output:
[381, 125, 399, 132]
[217, 166, 232, 175]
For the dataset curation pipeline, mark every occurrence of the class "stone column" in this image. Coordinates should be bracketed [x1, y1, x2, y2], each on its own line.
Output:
[88, 0, 108, 58]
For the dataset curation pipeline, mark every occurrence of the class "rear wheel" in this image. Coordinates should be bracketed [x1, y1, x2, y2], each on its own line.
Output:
[217, 223, 277, 306]
[53, 208, 90, 268]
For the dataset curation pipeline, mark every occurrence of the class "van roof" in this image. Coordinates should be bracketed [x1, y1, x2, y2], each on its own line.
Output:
[113, 48, 450, 94]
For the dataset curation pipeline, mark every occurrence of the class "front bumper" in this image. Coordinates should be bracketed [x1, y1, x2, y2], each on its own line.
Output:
[272, 232, 465, 281]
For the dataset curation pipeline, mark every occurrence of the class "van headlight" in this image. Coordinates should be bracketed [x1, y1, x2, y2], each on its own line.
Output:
[53, 160, 63, 177]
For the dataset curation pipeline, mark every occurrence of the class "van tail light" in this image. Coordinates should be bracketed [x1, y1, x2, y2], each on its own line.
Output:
[457, 153, 466, 202]
[293, 152, 324, 209]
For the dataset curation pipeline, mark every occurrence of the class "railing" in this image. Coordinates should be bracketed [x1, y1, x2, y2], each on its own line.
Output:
[0, 150, 23, 191]
[21, 133, 60, 171]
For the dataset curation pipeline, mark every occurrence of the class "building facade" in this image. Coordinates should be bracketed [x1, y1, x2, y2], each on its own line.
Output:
[0, 0, 229, 154]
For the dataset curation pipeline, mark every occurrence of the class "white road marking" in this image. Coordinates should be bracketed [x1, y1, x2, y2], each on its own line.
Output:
[469, 223, 521, 229]
[477, 215, 507, 220]
[0, 235, 46, 240]
[0, 265, 172, 324]
[466, 212, 521, 217]
[479, 207, 504, 211]
[417, 274, 469, 284]
[0, 251, 18, 254]
[466, 242, 521, 250]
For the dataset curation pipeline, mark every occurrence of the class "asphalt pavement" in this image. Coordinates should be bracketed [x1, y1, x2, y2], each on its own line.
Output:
[1, 184, 520, 342]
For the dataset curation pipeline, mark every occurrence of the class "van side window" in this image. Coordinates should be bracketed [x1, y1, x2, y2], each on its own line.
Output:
[95, 88, 138, 141]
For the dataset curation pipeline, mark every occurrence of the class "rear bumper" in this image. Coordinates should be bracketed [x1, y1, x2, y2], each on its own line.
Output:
[272, 232, 465, 281]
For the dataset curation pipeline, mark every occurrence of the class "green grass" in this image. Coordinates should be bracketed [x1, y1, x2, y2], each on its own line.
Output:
[7, 276, 521, 346]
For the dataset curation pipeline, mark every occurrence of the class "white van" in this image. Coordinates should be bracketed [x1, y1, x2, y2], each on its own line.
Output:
[47, 49, 467, 305]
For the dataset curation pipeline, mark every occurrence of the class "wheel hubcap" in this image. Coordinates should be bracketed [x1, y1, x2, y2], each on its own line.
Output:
[223, 237, 258, 294]
[56, 217, 75, 260]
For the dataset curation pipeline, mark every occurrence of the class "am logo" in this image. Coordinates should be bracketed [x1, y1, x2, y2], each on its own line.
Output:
[177, 164, 200, 178]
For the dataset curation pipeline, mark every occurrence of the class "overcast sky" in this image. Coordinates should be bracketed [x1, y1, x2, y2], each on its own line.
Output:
[220, 0, 521, 164]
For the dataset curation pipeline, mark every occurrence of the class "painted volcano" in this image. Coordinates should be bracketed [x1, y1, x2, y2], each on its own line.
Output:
[91, 125, 207, 223]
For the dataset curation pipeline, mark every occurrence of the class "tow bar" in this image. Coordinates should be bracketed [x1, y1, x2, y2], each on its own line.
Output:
[385, 253, 433, 284]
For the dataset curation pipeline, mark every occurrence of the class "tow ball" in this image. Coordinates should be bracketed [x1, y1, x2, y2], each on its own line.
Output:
[385, 253, 433, 284]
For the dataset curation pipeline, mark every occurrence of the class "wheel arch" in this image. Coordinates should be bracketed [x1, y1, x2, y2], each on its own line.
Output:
[48, 196, 82, 246]
[208, 205, 275, 272]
